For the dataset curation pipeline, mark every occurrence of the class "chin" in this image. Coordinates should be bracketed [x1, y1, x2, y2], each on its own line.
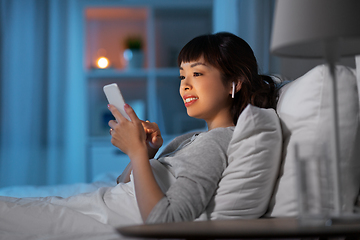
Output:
[186, 109, 202, 120]
[186, 109, 195, 118]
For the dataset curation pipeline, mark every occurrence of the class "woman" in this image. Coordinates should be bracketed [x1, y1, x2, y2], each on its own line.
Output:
[0, 32, 277, 236]
[107, 32, 277, 223]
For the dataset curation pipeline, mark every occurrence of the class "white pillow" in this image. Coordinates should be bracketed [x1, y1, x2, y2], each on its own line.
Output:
[267, 65, 360, 217]
[206, 104, 282, 219]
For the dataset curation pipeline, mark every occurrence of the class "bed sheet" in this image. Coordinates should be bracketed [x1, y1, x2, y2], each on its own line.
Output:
[0, 172, 119, 198]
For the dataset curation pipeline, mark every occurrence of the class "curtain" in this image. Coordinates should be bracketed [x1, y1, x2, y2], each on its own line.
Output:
[0, 0, 87, 188]
[213, 0, 279, 75]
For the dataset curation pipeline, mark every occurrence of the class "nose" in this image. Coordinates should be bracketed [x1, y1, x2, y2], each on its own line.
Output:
[180, 77, 192, 92]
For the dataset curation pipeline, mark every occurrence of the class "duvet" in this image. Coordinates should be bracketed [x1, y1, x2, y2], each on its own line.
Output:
[0, 159, 174, 240]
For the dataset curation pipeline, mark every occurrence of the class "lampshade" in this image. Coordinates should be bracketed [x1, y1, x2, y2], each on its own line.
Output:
[271, 0, 360, 58]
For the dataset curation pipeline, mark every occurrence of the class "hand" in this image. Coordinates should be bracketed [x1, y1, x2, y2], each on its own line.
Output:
[109, 104, 164, 222]
[108, 104, 147, 158]
[141, 120, 163, 159]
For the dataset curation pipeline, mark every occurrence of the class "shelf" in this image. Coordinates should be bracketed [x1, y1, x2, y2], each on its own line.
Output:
[85, 7, 148, 70]
[154, 68, 180, 77]
[86, 67, 179, 79]
[86, 68, 149, 79]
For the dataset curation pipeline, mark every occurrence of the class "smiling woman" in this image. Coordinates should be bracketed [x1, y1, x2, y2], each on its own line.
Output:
[0, 32, 280, 237]
[178, 32, 278, 124]
[179, 57, 234, 130]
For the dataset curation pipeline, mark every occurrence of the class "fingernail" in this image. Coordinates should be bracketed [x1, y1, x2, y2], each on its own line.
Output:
[107, 104, 110, 108]
[124, 103, 129, 108]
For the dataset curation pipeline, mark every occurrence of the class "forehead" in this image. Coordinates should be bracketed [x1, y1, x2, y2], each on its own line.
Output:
[179, 56, 208, 69]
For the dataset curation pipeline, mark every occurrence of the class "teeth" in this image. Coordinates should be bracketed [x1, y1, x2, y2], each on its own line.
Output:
[185, 97, 198, 103]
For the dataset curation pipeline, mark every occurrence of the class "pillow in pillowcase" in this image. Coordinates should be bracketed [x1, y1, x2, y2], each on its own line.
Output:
[267, 64, 360, 217]
[205, 104, 282, 219]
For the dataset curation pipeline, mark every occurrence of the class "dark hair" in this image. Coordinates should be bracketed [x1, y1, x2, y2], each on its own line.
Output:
[178, 32, 278, 124]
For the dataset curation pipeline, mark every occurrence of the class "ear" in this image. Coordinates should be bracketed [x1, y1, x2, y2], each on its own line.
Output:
[229, 79, 242, 96]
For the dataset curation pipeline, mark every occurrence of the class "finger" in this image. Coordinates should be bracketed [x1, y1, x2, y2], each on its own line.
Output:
[140, 120, 148, 128]
[140, 120, 150, 124]
[124, 104, 139, 122]
[153, 134, 163, 144]
[148, 135, 162, 149]
[108, 119, 118, 129]
[108, 104, 126, 123]
[141, 120, 152, 132]
[152, 135, 158, 144]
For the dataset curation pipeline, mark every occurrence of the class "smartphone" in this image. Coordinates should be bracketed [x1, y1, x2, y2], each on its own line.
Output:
[103, 83, 131, 121]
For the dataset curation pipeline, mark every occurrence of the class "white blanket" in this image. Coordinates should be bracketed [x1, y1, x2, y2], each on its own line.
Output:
[0, 160, 176, 240]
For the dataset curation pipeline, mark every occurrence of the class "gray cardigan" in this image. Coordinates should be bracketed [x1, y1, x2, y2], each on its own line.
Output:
[146, 127, 234, 224]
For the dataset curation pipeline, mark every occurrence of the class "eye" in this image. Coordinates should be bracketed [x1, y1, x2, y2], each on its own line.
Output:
[193, 72, 202, 77]
[179, 75, 185, 80]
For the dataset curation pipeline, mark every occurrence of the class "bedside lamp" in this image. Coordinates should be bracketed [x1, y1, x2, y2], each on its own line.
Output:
[271, 0, 360, 217]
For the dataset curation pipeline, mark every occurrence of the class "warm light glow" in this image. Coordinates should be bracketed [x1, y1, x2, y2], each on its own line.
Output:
[97, 57, 109, 69]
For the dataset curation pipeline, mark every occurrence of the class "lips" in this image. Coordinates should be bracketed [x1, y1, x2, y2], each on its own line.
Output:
[183, 95, 198, 107]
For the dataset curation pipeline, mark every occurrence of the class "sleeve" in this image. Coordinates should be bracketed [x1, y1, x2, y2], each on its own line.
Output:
[145, 128, 233, 224]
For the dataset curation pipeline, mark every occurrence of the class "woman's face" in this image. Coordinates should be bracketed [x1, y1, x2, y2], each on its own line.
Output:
[179, 56, 233, 129]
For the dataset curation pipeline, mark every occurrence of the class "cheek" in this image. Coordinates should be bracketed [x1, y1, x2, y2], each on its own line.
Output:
[179, 88, 183, 99]
[203, 83, 227, 98]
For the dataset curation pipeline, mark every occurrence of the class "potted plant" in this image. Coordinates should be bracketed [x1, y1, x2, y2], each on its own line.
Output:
[123, 36, 144, 69]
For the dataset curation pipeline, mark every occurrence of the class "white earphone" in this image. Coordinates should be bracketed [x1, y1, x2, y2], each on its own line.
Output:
[232, 82, 235, 98]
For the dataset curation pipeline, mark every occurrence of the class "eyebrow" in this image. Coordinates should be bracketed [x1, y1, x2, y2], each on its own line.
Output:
[179, 62, 208, 70]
